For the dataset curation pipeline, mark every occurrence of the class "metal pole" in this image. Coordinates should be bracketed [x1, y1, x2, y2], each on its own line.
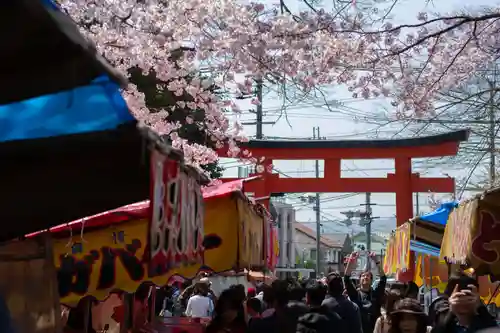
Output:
[489, 75, 496, 187]
[314, 127, 322, 275]
[256, 79, 263, 139]
[415, 192, 420, 216]
[366, 192, 372, 253]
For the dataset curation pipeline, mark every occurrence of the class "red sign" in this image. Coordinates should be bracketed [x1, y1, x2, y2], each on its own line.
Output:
[148, 149, 205, 277]
[472, 209, 500, 264]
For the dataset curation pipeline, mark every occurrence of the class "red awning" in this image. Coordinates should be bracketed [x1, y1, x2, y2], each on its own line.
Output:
[201, 176, 260, 199]
[27, 177, 261, 236]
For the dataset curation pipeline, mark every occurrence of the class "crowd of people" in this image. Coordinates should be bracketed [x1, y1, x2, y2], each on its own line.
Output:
[156, 255, 499, 333]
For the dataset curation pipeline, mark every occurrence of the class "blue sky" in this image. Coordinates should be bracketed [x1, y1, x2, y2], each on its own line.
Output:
[220, 0, 499, 235]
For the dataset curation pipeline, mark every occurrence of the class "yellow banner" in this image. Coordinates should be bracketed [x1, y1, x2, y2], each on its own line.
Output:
[54, 195, 259, 305]
[441, 199, 477, 264]
[394, 223, 411, 271]
[383, 235, 397, 275]
[237, 199, 265, 269]
[414, 254, 448, 292]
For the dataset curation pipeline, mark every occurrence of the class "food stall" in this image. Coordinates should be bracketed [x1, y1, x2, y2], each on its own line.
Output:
[0, 1, 143, 332]
[27, 176, 269, 332]
[384, 197, 500, 307]
[440, 189, 500, 306]
[383, 203, 451, 292]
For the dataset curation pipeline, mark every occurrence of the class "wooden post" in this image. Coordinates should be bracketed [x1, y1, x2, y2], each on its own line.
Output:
[43, 233, 63, 333]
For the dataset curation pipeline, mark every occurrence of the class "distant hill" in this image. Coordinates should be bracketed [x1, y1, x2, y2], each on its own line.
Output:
[321, 217, 395, 239]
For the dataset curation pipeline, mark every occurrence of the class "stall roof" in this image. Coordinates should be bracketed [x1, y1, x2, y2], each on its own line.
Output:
[202, 176, 261, 200]
[26, 177, 262, 236]
[0, 0, 126, 106]
[409, 201, 457, 249]
[410, 240, 441, 257]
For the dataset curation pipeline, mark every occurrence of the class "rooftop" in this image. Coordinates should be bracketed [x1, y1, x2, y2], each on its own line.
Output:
[294, 223, 348, 248]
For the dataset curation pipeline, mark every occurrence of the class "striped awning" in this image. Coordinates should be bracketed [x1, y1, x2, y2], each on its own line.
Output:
[410, 240, 441, 257]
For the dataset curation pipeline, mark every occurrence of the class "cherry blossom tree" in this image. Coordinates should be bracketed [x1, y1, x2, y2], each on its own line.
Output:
[60, 0, 500, 175]
[59, 0, 371, 174]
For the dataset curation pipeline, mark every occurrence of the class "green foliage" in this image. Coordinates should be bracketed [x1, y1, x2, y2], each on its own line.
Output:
[128, 66, 224, 179]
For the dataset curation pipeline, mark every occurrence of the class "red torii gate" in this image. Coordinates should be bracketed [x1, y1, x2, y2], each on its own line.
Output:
[221, 130, 469, 281]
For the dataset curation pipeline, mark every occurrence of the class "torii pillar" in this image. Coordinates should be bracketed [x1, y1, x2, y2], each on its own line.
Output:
[220, 130, 469, 281]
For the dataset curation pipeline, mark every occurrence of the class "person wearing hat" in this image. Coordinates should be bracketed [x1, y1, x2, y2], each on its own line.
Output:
[389, 298, 431, 333]
[373, 289, 403, 333]
[185, 282, 214, 318]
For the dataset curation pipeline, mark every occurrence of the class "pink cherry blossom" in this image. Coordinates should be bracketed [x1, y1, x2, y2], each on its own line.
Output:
[59, 0, 500, 175]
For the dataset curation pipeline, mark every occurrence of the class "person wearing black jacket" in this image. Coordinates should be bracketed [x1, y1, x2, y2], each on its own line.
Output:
[344, 252, 386, 333]
[322, 272, 363, 333]
[304, 280, 343, 333]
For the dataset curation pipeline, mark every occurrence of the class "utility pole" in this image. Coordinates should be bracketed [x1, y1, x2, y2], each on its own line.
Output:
[256, 79, 264, 139]
[342, 194, 378, 273]
[241, 78, 274, 139]
[415, 192, 420, 216]
[364, 193, 372, 252]
[313, 126, 322, 275]
[489, 66, 497, 186]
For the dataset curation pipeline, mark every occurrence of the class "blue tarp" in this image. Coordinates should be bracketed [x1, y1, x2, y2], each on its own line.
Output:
[410, 240, 441, 257]
[419, 201, 458, 225]
[41, 0, 58, 10]
[0, 76, 132, 142]
[0, 0, 133, 142]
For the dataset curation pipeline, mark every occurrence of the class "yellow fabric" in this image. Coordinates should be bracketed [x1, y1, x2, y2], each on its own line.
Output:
[414, 254, 448, 292]
[53, 195, 262, 305]
[414, 255, 500, 306]
[383, 235, 397, 275]
[440, 199, 477, 263]
[394, 222, 411, 271]
[237, 199, 266, 269]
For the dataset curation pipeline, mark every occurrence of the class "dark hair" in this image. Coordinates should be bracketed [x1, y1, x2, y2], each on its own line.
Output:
[384, 289, 402, 319]
[289, 283, 306, 302]
[326, 272, 343, 297]
[444, 274, 478, 297]
[306, 280, 327, 306]
[262, 283, 275, 305]
[194, 282, 209, 297]
[296, 312, 330, 333]
[66, 296, 97, 333]
[135, 283, 152, 301]
[361, 271, 373, 280]
[271, 280, 290, 307]
[181, 280, 191, 290]
[206, 289, 243, 333]
[246, 297, 262, 314]
[405, 282, 419, 298]
[256, 282, 265, 294]
[230, 284, 246, 303]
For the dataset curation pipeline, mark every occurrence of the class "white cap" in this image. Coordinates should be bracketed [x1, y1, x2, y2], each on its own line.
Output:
[199, 277, 212, 285]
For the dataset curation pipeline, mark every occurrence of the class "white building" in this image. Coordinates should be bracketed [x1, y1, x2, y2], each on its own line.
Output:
[271, 201, 296, 270]
[294, 223, 352, 274]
